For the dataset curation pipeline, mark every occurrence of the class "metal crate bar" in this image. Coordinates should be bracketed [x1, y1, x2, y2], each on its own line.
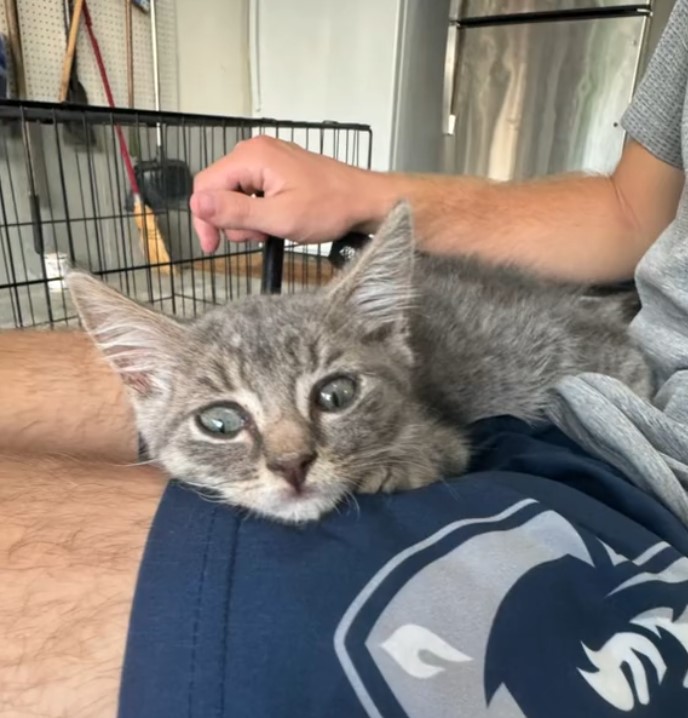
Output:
[0, 100, 373, 330]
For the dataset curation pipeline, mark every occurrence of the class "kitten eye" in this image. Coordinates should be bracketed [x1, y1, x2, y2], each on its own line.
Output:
[196, 404, 246, 438]
[315, 375, 358, 412]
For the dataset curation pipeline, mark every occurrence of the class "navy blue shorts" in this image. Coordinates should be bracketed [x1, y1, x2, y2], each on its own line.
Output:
[118, 417, 688, 717]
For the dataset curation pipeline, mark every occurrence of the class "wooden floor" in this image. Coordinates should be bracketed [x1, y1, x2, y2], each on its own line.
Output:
[189, 251, 336, 286]
[0, 251, 338, 330]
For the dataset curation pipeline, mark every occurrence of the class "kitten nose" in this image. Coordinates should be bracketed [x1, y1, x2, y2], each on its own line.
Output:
[267, 451, 317, 491]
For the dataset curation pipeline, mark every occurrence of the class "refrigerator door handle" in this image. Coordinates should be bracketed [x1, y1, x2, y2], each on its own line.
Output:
[442, 21, 458, 135]
[249, 0, 262, 115]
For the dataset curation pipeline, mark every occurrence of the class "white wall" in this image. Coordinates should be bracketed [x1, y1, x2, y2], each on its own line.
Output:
[253, 0, 402, 170]
[175, 0, 251, 116]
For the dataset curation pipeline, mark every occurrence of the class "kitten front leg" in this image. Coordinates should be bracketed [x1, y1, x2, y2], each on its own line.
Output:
[357, 461, 444, 494]
[356, 421, 471, 495]
[356, 466, 394, 494]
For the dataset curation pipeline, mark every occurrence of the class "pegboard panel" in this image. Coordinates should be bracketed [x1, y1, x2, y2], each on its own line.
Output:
[0, 0, 178, 111]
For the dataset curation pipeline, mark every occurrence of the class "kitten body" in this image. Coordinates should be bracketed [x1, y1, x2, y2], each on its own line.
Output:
[409, 251, 650, 425]
[67, 202, 652, 523]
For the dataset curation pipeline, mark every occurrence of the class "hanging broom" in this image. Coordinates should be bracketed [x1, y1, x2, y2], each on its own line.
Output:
[82, 0, 174, 274]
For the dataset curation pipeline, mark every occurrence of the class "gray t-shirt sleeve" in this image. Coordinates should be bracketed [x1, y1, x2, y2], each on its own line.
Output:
[621, 0, 688, 169]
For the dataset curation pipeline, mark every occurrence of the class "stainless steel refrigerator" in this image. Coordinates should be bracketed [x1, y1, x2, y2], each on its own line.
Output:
[250, 0, 670, 177]
[439, 0, 653, 180]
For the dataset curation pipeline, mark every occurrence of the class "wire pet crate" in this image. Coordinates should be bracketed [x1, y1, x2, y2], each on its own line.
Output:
[0, 100, 372, 330]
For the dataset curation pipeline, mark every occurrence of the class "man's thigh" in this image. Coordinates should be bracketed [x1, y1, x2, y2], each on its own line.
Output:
[0, 453, 165, 717]
[0, 329, 137, 463]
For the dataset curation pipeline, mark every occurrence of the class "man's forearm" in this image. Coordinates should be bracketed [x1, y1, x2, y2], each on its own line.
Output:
[361, 171, 641, 284]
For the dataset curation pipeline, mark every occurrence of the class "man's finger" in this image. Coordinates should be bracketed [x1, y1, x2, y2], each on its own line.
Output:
[190, 189, 261, 228]
[189, 189, 308, 247]
[193, 215, 221, 254]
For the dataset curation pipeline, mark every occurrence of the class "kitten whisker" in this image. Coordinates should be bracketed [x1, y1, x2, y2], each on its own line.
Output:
[341, 490, 362, 519]
[435, 475, 463, 503]
[115, 458, 160, 468]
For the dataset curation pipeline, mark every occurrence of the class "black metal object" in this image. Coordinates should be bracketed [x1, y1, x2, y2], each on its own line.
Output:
[0, 100, 373, 329]
[255, 190, 285, 295]
[60, 0, 97, 148]
[261, 237, 285, 294]
[328, 231, 371, 269]
[455, 4, 650, 28]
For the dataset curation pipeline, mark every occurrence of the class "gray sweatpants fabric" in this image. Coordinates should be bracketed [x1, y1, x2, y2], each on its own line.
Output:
[547, 0, 688, 526]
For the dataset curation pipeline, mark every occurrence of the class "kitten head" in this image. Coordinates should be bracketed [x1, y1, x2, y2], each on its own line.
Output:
[66, 201, 469, 524]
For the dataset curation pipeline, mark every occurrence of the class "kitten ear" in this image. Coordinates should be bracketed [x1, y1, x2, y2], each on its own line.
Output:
[329, 199, 416, 337]
[66, 270, 187, 397]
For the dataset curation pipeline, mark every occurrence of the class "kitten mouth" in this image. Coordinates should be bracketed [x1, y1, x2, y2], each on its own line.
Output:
[279, 484, 319, 500]
[254, 484, 345, 524]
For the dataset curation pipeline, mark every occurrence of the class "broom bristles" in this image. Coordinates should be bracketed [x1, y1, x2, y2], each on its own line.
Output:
[133, 198, 174, 274]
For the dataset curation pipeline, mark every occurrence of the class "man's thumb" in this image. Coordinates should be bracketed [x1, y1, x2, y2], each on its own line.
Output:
[190, 190, 265, 232]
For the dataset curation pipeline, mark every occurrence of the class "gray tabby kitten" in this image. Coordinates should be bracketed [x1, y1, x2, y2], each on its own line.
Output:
[66, 201, 652, 524]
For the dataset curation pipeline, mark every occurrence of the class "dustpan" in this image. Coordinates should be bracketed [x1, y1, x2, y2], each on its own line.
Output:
[138, 0, 192, 208]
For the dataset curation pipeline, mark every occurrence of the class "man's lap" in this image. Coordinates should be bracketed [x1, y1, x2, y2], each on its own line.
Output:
[0, 454, 164, 718]
[118, 417, 688, 717]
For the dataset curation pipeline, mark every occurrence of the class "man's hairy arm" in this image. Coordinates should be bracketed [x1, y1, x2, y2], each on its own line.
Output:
[191, 136, 684, 284]
[365, 140, 684, 283]
[0, 454, 165, 717]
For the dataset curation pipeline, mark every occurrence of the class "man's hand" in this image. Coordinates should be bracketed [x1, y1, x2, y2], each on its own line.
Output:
[190, 135, 381, 252]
